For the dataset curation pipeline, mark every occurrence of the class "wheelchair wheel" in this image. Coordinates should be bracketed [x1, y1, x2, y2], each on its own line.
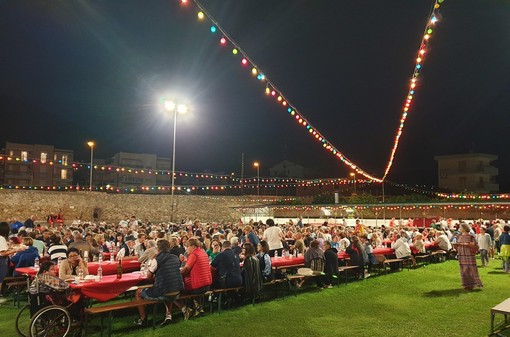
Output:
[29, 305, 71, 337]
[15, 304, 31, 337]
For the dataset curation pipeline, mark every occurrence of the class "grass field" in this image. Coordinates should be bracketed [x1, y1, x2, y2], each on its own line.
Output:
[2, 259, 509, 337]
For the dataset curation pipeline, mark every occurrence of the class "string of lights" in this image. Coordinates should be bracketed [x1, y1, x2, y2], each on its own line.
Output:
[180, 0, 445, 183]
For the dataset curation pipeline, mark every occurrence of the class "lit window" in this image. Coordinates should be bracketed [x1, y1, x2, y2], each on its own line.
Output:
[61, 169, 67, 180]
[40, 152, 47, 164]
[62, 154, 68, 166]
[21, 151, 28, 161]
[9, 150, 13, 156]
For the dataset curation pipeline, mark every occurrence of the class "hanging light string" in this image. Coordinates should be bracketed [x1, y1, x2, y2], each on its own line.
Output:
[382, 0, 444, 180]
[185, 0, 445, 183]
[191, 0, 384, 183]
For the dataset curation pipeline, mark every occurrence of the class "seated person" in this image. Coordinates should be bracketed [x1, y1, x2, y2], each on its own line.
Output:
[29, 261, 70, 316]
[299, 240, 325, 288]
[257, 241, 272, 282]
[323, 240, 338, 288]
[210, 240, 242, 289]
[59, 248, 89, 281]
[134, 240, 184, 326]
[117, 235, 136, 259]
[175, 237, 212, 319]
[242, 243, 263, 297]
[11, 237, 40, 276]
[206, 239, 221, 262]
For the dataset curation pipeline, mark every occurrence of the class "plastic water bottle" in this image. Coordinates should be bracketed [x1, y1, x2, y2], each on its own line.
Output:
[97, 265, 103, 281]
[34, 257, 40, 270]
[110, 253, 114, 264]
[78, 268, 84, 282]
[98, 254, 103, 264]
[57, 257, 62, 268]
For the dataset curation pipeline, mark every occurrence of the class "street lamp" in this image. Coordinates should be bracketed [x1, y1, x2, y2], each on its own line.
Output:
[253, 162, 260, 197]
[87, 141, 95, 191]
[164, 100, 188, 222]
[350, 172, 356, 195]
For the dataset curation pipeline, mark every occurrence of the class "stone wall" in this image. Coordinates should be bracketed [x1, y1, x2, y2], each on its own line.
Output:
[0, 190, 264, 224]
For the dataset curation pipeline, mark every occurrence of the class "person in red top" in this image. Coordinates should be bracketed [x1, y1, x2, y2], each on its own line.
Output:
[176, 237, 212, 319]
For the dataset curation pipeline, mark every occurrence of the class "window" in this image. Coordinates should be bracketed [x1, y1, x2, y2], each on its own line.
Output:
[62, 154, 68, 166]
[21, 151, 28, 161]
[458, 161, 466, 173]
[40, 152, 47, 164]
[61, 169, 67, 180]
[9, 150, 13, 156]
[459, 177, 467, 190]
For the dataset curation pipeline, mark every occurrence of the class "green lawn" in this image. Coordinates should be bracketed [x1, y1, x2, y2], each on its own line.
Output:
[2, 259, 509, 337]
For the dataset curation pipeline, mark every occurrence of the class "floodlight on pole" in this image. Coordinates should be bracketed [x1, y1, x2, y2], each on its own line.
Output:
[163, 100, 188, 222]
[87, 141, 95, 191]
[253, 162, 260, 197]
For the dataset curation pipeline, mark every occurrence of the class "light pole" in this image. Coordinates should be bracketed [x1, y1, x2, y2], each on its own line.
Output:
[87, 141, 95, 191]
[350, 172, 356, 195]
[164, 100, 188, 222]
[253, 162, 260, 197]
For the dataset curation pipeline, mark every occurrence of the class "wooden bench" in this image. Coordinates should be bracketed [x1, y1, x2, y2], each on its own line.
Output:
[414, 254, 430, 267]
[490, 298, 510, 336]
[209, 287, 242, 313]
[84, 288, 180, 337]
[430, 250, 446, 263]
[4, 276, 28, 307]
[84, 299, 159, 337]
[285, 275, 305, 296]
[383, 258, 404, 273]
[338, 266, 360, 284]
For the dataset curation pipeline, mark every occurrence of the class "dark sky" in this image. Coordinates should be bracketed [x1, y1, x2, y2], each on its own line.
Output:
[1, 0, 509, 186]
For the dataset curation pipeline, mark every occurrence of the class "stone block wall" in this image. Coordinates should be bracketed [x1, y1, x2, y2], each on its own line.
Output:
[0, 190, 264, 224]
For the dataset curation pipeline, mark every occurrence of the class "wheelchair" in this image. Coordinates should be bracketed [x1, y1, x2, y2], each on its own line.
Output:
[15, 274, 76, 337]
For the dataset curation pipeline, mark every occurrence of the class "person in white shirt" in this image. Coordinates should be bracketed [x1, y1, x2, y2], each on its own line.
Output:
[338, 232, 350, 251]
[391, 234, 412, 259]
[435, 232, 452, 251]
[476, 226, 492, 267]
[262, 219, 284, 257]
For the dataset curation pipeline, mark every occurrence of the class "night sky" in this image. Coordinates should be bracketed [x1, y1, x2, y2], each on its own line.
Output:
[1, 0, 509, 187]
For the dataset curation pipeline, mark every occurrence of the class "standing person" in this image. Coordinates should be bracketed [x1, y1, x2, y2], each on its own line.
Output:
[0, 222, 17, 299]
[499, 225, 510, 273]
[243, 225, 259, 247]
[476, 226, 492, 267]
[453, 223, 483, 291]
[134, 240, 184, 326]
[262, 219, 284, 257]
[24, 215, 37, 229]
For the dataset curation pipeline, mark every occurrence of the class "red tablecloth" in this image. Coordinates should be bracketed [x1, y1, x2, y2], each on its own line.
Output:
[70, 272, 148, 302]
[373, 247, 394, 255]
[15, 259, 141, 277]
[270, 247, 395, 269]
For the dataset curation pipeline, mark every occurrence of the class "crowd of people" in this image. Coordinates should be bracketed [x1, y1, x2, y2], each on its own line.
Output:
[1, 214, 509, 322]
